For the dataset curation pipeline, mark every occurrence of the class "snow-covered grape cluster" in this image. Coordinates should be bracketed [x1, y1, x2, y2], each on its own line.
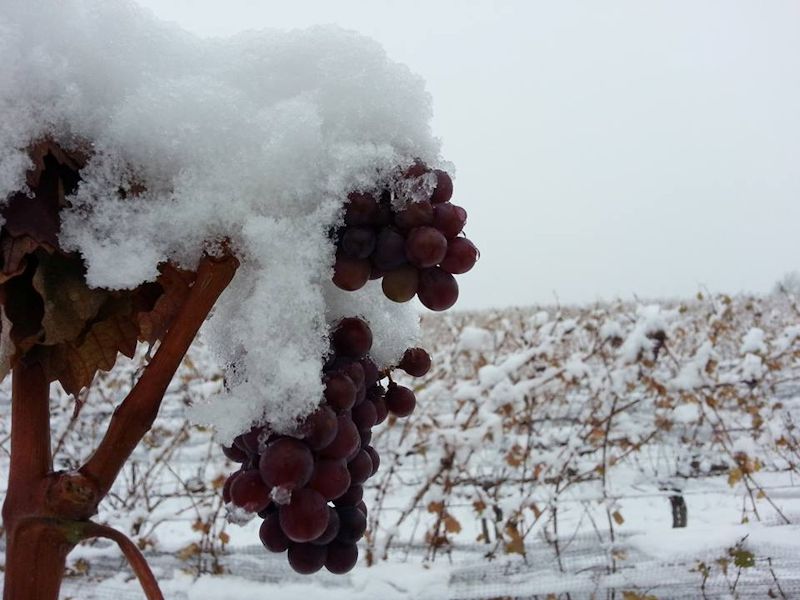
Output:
[220, 317, 430, 574]
[332, 164, 479, 311]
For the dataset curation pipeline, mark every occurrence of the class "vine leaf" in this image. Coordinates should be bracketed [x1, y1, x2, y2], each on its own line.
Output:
[39, 299, 141, 396]
[32, 252, 108, 346]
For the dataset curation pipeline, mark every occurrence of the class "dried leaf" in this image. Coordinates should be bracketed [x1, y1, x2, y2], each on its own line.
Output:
[503, 523, 525, 556]
[40, 300, 140, 395]
[612, 510, 625, 525]
[444, 513, 462, 534]
[32, 252, 108, 346]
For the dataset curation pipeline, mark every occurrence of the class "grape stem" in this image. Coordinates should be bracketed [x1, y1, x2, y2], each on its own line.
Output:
[81, 522, 165, 600]
[80, 252, 238, 497]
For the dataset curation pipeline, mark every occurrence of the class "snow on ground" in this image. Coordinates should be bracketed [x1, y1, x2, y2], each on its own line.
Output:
[2, 290, 800, 598]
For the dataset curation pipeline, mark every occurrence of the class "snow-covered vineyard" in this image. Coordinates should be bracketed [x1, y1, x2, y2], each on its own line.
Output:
[2, 288, 800, 599]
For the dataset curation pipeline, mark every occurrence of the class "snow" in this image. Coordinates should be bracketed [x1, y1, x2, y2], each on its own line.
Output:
[741, 327, 767, 354]
[0, 0, 441, 439]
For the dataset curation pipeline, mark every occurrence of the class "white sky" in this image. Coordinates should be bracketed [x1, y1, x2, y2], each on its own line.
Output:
[133, 0, 800, 310]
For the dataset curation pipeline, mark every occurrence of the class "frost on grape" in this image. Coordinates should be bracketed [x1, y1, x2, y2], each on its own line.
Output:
[0, 0, 441, 439]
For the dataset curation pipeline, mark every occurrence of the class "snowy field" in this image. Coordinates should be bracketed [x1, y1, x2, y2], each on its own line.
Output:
[3, 289, 800, 599]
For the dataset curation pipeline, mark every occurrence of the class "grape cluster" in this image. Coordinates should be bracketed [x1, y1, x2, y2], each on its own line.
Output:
[220, 317, 430, 574]
[332, 163, 479, 311]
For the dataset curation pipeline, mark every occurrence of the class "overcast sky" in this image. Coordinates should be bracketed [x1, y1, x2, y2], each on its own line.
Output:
[133, 0, 800, 310]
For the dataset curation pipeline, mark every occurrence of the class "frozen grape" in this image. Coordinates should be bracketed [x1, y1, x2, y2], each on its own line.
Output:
[394, 201, 433, 231]
[372, 227, 408, 270]
[300, 405, 338, 450]
[347, 450, 373, 485]
[365, 446, 380, 476]
[440, 237, 479, 275]
[332, 254, 371, 291]
[259, 438, 314, 491]
[399, 347, 431, 377]
[335, 506, 367, 544]
[320, 414, 360, 460]
[312, 508, 340, 545]
[352, 398, 377, 430]
[325, 542, 359, 574]
[308, 459, 351, 500]
[344, 192, 378, 226]
[323, 373, 356, 412]
[382, 265, 418, 303]
[288, 543, 327, 574]
[279, 489, 329, 543]
[430, 169, 453, 204]
[405, 226, 447, 268]
[333, 485, 363, 507]
[260, 513, 290, 553]
[230, 470, 272, 513]
[222, 444, 248, 463]
[332, 318, 373, 358]
[432, 203, 467, 239]
[340, 226, 376, 259]
[385, 383, 416, 417]
[417, 267, 459, 311]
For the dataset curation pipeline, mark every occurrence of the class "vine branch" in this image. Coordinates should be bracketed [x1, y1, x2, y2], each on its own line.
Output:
[80, 253, 238, 498]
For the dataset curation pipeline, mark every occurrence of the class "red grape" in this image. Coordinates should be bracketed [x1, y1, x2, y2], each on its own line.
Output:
[382, 265, 418, 303]
[373, 228, 408, 270]
[323, 373, 356, 412]
[333, 485, 363, 507]
[325, 542, 359, 574]
[440, 237, 478, 275]
[347, 450, 373, 485]
[308, 459, 351, 500]
[385, 383, 416, 417]
[359, 429, 372, 448]
[260, 513, 290, 553]
[279, 489, 329, 543]
[399, 347, 431, 377]
[360, 358, 379, 388]
[259, 438, 313, 491]
[417, 267, 459, 311]
[432, 203, 467, 239]
[431, 169, 453, 204]
[300, 405, 338, 450]
[335, 506, 367, 544]
[365, 446, 380, 476]
[312, 508, 340, 545]
[341, 227, 376, 259]
[222, 444, 248, 463]
[332, 254, 371, 291]
[222, 470, 243, 504]
[332, 318, 373, 359]
[405, 226, 447, 268]
[352, 398, 377, 430]
[319, 414, 360, 460]
[344, 192, 378, 226]
[394, 201, 433, 231]
[373, 396, 388, 425]
[230, 470, 271, 513]
[288, 543, 327, 574]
